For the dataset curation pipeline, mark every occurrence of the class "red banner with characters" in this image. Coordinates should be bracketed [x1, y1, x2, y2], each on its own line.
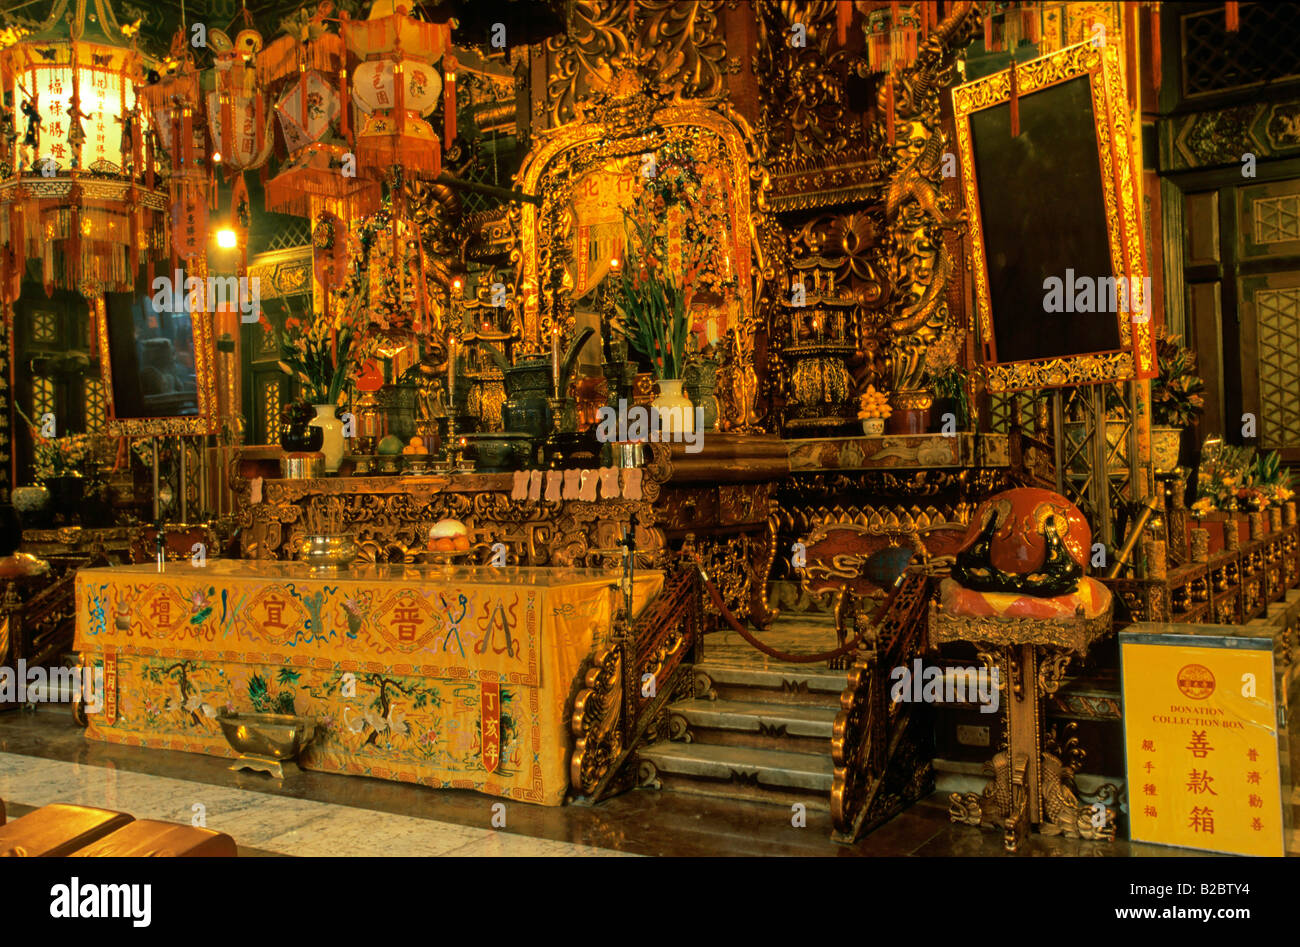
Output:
[480, 682, 501, 774]
[171, 187, 208, 261]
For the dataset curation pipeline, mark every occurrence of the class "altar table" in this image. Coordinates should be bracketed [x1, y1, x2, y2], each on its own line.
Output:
[74, 561, 662, 805]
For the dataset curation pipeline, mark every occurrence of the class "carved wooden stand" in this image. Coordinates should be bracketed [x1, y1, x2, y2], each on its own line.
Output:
[930, 602, 1116, 852]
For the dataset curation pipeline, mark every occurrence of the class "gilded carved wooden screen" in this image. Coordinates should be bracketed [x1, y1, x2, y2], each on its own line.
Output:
[514, 88, 764, 366]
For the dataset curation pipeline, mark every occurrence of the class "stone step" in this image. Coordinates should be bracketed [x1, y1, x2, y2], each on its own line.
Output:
[669, 698, 836, 755]
[637, 742, 833, 811]
[692, 661, 846, 708]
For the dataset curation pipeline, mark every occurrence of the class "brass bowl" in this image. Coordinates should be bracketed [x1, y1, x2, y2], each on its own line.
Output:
[402, 452, 433, 475]
[281, 452, 325, 479]
[299, 534, 360, 571]
[217, 712, 317, 778]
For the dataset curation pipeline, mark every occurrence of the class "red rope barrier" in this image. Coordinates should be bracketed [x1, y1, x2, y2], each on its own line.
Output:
[689, 558, 864, 664]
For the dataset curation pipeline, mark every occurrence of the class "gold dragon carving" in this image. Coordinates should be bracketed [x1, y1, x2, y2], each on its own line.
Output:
[873, 2, 978, 395]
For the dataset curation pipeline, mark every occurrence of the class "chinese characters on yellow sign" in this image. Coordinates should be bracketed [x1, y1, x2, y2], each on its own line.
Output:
[1121, 625, 1287, 857]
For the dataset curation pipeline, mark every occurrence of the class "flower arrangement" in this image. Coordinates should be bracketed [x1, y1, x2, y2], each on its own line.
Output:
[615, 213, 690, 381]
[1152, 334, 1206, 428]
[857, 385, 892, 420]
[613, 140, 738, 380]
[274, 294, 371, 406]
[32, 433, 91, 482]
[1194, 441, 1293, 513]
[15, 404, 92, 481]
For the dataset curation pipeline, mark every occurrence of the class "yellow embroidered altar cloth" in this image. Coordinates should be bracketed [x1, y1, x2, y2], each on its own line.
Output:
[75, 561, 662, 805]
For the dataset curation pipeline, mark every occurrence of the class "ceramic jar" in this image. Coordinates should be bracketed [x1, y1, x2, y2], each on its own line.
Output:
[310, 405, 345, 473]
[652, 378, 695, 437]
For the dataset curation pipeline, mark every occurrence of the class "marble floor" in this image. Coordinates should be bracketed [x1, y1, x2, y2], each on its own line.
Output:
[0, 704, 1209, 857]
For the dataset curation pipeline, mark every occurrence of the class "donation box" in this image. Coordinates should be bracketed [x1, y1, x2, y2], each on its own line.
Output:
[1119, 622, 1291, 857]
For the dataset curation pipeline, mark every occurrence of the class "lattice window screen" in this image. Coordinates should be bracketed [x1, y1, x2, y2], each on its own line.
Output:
[1256, 287, 1300, 450]
[265, 218, 312, 252]
[263, 378, 282, 444]
[1182, 3, 1300, 97]
[83, 377, 106, 433]
[1255, 196, 1300, 245]
[988, 391, 1043, 436]
[31, 375, 55, 420]
[31, 310, 57, 344]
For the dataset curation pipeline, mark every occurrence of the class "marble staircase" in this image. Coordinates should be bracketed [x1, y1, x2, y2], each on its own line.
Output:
[636, 616, 843, 812]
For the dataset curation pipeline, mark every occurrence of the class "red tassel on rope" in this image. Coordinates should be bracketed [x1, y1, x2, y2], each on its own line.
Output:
[1151, 3, 1162, 91]
[181, 103, 193, 176]
[444, 54, 457, 149]
[1009, 57, 1020, 138]
[395, 58, 405, 138]
[1225, 2, 1239, 32]
[837, 0, 852, 45]
[339, 65, 350, 146]
[220, 82, 233, 167]
[886, 74, 896, 146]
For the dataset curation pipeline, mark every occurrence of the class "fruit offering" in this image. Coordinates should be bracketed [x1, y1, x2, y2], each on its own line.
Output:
[857, 385, 892, 420]
[428, 518, 471, 552]
[402, 435, 426, 456]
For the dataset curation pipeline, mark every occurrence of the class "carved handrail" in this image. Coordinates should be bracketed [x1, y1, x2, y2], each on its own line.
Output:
[2, 564, 82, 670]
[569, 564, 701, 803]
[830, 569, 933, 842]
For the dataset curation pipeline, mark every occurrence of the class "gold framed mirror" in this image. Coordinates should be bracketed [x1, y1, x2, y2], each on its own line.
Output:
[953, 41, 1154, 392]
[94, 262, 218, 436]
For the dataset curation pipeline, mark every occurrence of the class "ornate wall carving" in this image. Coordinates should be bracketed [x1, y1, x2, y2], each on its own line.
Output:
[539, 1, 732, 129]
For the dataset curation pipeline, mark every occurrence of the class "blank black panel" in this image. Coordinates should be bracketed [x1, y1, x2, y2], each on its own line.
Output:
[970, 74, 1121, 363]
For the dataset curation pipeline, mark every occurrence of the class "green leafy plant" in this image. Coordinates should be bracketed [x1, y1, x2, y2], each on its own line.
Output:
[615, 214, 690, 380]
[930, 366, 971, 429]
[1152, 334, 1206, 428]
[611, 140, 736, 380]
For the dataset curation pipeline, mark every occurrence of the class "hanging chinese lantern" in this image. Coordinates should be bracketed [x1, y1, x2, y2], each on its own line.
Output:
[264, 140, 379, 219]
[341, 2, 451, 180]
[351, 58, 443, 176]
[262, 13, 376, 220]
[0, 0, 169, 299]
[138, 32, 208, 277]
[206, 27, 273, 173]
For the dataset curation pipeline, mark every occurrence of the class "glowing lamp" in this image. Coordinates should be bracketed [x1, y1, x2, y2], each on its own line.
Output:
[216, 229, 238, 249]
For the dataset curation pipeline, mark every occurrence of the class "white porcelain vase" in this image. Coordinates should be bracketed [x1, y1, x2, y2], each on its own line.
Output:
[652, 378, 695, 437]
[311, 404, 345, 473]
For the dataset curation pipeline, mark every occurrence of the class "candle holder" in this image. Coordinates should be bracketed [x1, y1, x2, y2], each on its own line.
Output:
[547, 397, 566, 469]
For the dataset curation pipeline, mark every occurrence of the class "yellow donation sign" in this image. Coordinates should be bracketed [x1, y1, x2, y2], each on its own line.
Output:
[1120, 623, 1287, 857]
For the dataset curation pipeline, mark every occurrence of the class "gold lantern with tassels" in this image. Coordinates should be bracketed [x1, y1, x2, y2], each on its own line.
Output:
[0, 0, 169, 301]
[137, 26, 211, 282]
[262, 15, 378, 220]
[341, 1, 451, 181]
